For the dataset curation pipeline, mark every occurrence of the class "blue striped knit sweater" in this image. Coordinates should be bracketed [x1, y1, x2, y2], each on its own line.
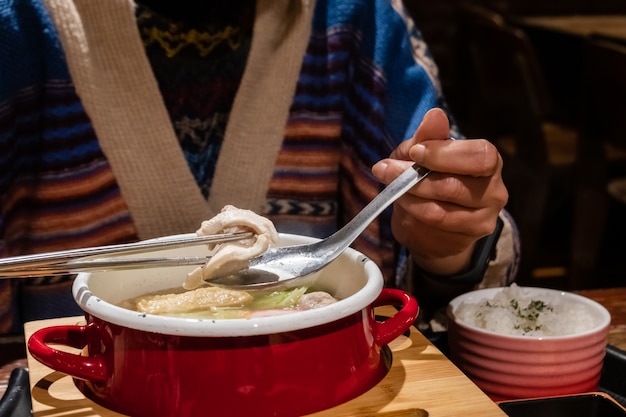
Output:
[0, 0, 518, 333]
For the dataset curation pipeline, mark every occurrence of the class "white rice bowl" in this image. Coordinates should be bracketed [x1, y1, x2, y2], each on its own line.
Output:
[446, 284, 611, 399]
[453, 284, 600, 337]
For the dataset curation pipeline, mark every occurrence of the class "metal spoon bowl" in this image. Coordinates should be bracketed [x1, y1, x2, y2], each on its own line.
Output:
[208, 163, 430, 290]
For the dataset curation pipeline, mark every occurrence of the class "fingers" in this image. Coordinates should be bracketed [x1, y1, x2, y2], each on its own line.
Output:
[406, 172, 507, 209]
[370, 107, 509, 275]
[393, 190, 501, 237]
[374, 138, 502, 183]
[375, 106, 502, 181]
[410, 138, 502, 177]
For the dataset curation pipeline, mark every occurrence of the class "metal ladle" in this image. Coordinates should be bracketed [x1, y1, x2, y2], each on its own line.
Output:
[208, 163, 430, 290]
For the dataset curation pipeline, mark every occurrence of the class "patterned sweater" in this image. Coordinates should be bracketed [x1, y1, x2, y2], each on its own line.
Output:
[0, 0, 519, 333]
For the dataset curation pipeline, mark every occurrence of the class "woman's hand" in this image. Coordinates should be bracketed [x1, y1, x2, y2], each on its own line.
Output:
[372, 108, 508, 276]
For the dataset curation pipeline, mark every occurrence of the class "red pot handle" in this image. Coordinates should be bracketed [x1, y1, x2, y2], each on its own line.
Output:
[371, 288, 419, 346]
[27, 324, 108, 382]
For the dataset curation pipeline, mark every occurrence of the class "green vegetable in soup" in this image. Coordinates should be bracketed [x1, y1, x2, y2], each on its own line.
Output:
[249, 287, 308, 310]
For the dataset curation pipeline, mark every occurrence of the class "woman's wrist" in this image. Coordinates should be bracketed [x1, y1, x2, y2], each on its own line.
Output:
[412, 216, 504, 298]
[411, 245, 475, 277]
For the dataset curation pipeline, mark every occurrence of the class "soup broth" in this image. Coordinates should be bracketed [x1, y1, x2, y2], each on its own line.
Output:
[119, 286, 338, 320]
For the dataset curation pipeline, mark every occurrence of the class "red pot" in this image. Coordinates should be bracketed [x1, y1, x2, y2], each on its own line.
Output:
[28, 234, 418, 417]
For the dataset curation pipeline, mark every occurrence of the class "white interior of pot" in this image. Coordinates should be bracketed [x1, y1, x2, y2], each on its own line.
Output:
[73, 233, 384, 336]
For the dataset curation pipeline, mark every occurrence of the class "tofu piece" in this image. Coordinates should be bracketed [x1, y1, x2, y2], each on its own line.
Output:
[135, 286, 253, 315]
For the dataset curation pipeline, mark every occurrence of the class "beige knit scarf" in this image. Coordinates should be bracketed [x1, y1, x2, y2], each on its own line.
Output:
[42, 0, 315, 239]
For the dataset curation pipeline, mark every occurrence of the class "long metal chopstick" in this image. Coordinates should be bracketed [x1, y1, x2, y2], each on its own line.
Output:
[0, 257, 213, 277]
[0, 232, 252, 277]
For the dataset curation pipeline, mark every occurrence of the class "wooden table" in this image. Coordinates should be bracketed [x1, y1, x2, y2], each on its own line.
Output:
[515, 15, 626, 42]
[577, 288, 626, 349]
[5, 288, 626, 412]
[21, 306, 506, 417]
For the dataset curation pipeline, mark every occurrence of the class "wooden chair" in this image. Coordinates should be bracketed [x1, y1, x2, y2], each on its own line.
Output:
[570, 36, 626, 288]
[456, 4, 580, 286]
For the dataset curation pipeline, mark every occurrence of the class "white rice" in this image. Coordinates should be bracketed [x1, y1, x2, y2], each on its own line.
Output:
[454, 284, 599, 336]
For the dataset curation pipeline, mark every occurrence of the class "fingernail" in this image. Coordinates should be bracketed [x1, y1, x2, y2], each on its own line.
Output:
[372, 161, 388, 178]
[412, 144, 426, 163]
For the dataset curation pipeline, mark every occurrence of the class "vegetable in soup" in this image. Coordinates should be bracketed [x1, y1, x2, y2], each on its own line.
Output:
[119, 206, 338, 319]
[119, 286, 338, 319]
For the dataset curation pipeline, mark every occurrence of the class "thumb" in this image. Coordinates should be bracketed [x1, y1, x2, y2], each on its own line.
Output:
[390, 107, 451, 159]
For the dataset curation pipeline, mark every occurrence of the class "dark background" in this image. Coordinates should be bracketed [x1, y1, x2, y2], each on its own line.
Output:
[404, 0, 626, 129]
[404, 0, 626, 290]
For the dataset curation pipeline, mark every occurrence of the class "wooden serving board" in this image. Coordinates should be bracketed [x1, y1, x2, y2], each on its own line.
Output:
[24, 306, 506, 417]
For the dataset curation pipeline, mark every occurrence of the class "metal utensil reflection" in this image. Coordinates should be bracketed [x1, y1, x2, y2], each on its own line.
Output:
[0, 232, 252, 277]
[207, 163, 430, 290]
